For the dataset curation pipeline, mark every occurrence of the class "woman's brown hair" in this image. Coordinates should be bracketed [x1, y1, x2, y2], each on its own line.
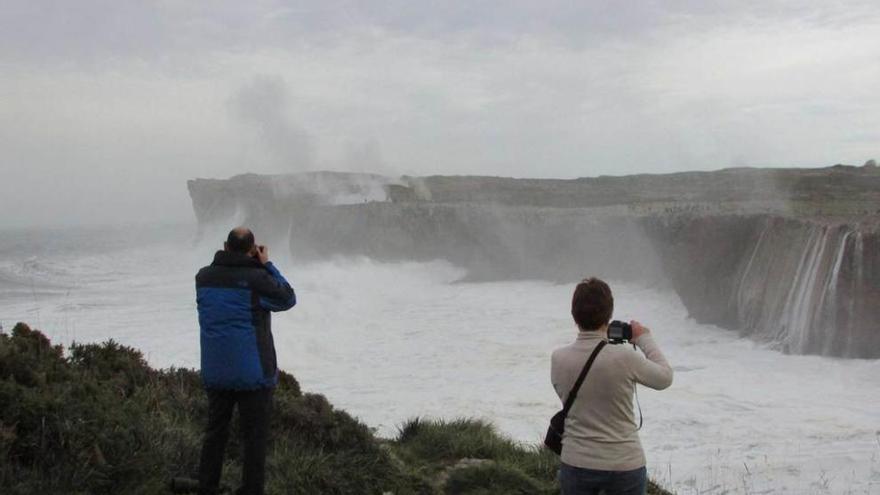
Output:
[571, 277, 614, 330]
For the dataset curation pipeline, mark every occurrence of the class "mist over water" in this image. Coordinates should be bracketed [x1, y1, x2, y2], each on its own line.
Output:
[1, 224, 878, 494]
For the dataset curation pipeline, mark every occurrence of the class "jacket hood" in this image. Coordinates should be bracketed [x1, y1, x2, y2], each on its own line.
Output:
[211, 250, 264, 268]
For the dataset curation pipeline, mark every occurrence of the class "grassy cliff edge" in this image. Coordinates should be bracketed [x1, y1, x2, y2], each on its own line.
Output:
[0, 323, 672, 495]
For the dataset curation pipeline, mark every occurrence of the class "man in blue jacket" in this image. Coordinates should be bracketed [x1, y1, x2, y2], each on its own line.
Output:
[196, 227, 296, 495]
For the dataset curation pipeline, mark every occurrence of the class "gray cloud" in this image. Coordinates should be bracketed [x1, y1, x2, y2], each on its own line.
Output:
[0, 1, 878, 228]
[5, 1, 877, 61]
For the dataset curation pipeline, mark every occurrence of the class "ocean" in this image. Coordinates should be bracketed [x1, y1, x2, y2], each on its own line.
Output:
[1, 223, 878, 494]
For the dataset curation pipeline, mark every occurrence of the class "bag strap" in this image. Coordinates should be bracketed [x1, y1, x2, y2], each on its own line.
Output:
[561, 340, 607, 416]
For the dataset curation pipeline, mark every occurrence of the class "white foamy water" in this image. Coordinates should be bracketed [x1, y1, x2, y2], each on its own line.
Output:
[1, 226, 878, 494]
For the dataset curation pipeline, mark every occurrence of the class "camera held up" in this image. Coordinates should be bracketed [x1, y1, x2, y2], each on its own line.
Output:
[607, 320, 632, 344]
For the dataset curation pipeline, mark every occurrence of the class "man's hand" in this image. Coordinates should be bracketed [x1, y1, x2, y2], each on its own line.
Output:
[631, 320, 650, 340]
[255, 245, 269, 265]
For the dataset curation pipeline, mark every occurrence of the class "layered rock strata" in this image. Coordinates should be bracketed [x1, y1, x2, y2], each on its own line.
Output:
[188, 166, 880, 357]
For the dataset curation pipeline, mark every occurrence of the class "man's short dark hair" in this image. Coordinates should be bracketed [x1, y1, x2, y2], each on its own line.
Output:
[226, 228, 255, 254]
[571, 277, 614, 330]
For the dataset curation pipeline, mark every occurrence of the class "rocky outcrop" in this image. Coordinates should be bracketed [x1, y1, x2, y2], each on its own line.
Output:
[187, 166, 880, 358]
[644, 214, 880, 358]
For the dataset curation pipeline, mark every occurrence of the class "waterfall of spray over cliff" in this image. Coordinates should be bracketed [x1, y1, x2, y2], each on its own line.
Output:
[188, 166, 880, 358]
[648, 215, 879, 358]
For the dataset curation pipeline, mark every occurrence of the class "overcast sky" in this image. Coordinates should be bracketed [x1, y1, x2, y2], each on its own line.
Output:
[1, 1, 878, 228]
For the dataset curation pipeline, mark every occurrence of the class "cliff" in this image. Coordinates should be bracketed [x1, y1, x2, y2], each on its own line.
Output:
[644, 214, 879, 358]
[0, 323, 672, 494]
[188, 165, 880, 358]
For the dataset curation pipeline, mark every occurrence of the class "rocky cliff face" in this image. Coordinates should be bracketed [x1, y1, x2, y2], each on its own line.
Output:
[188, 166, 880, 358]
[644, 214, 879, 358]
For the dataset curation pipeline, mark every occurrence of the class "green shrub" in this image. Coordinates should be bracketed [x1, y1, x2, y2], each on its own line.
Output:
[68, 339, 154, 396]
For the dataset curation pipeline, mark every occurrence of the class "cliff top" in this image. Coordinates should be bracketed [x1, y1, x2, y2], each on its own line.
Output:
[188, 165, 880, 225]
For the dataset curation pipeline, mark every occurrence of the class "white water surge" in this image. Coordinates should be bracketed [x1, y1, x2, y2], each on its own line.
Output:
[1, 226, 879, 494]
[731, 219, 871, 357]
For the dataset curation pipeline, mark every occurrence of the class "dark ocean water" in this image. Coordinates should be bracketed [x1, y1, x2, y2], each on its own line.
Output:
[0, 222, 198, 338]
[0, 223, 194, 262]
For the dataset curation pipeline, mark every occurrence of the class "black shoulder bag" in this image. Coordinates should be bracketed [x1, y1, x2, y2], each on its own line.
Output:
[544, 341, 606, 455]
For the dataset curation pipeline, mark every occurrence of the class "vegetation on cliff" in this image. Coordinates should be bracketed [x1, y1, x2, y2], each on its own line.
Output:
[0, 323, 671, 494]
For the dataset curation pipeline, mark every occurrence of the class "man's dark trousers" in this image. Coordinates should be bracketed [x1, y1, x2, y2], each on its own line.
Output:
[199, 388, 273, 495]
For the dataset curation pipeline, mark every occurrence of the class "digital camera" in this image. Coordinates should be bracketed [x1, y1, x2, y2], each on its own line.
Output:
[607, 320, 632, 344]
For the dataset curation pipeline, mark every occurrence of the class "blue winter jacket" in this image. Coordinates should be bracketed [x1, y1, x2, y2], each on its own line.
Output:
[196, 250, 296, 390]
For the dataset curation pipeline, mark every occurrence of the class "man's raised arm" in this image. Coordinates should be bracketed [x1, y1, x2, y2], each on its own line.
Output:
[253, 245, 296, 312]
